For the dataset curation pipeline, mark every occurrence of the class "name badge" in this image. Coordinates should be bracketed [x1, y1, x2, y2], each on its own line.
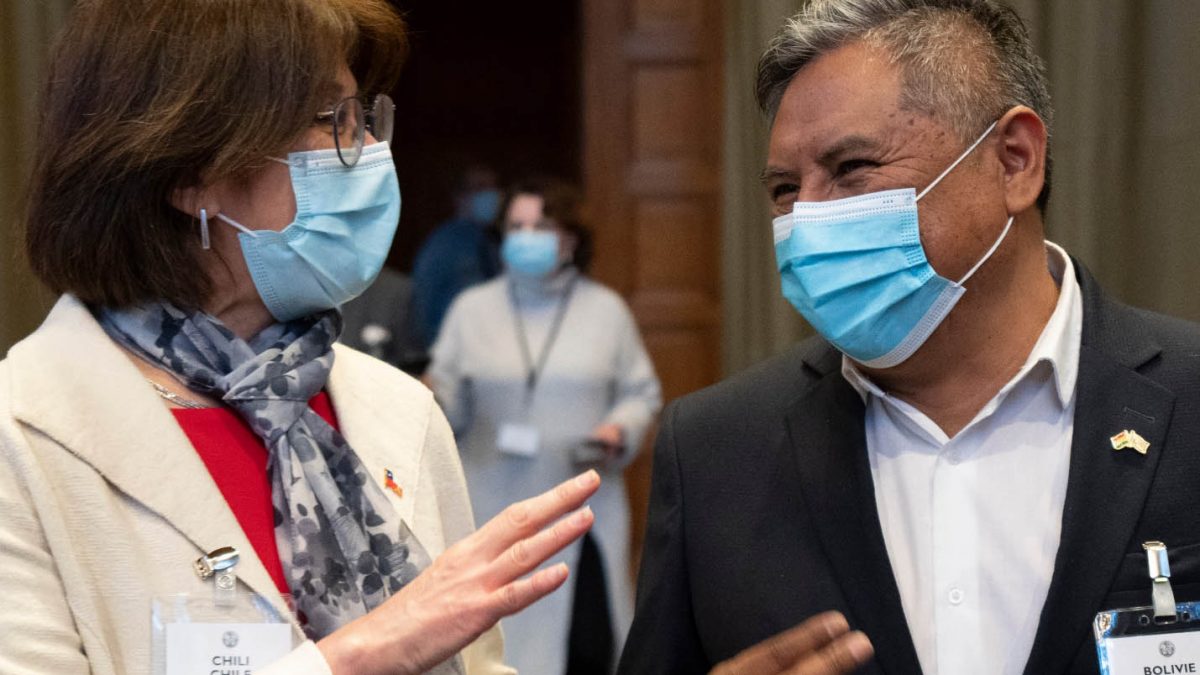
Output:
[165, 623, 292, 675]
[1096, 542, 1200, 675]
[152, 547, 295, 674]
[1095, 602, 1200, 675]
[497, 422, 540, 457]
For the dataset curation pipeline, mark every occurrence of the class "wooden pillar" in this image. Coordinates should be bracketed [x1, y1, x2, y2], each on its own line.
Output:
[583, 0, 724, 576]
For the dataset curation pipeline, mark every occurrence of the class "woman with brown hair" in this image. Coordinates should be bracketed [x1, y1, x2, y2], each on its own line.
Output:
[428, 178, 663, 673]
[0, 1, 597, 673]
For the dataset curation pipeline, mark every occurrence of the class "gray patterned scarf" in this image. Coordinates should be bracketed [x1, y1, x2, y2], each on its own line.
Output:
[97, 303, 429, 639]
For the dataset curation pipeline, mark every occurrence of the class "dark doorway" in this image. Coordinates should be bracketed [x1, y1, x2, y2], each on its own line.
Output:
[387, 0, 583, 272]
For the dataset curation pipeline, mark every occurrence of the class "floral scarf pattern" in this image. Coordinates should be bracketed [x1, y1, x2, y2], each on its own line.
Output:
[98, 303, 429, 639]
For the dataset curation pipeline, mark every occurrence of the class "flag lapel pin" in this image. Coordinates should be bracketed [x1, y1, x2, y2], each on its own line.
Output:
[1111, 429, 1150, 455]
[384, 469, 404, 498]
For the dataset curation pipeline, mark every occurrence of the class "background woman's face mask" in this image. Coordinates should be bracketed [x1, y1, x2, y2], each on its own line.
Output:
[502, 230, 561, 279]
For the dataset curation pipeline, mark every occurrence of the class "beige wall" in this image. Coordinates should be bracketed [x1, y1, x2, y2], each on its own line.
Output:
[721, 0, 810, 375]
[722, 0, 1200, 374]
[0, 0, 70, 355]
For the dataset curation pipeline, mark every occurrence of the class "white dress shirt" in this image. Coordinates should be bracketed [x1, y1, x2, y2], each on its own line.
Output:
[842, 242, 1083, 675]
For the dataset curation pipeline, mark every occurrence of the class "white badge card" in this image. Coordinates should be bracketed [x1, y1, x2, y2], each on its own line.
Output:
[152, 593, 295, 675]
[165, 622, 291, 675]
[1095, 601, 1200, 675]
[497, 422, 541, 457]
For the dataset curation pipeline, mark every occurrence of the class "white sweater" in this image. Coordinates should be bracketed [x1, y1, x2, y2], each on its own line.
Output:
[429, 269, 662, 674]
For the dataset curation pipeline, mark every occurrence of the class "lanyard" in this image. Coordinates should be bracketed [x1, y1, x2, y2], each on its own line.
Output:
[508, 276, 577, 398]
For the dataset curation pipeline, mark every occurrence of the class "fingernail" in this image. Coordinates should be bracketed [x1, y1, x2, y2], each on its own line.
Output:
[846, 632, 873, 661]
[824, 612, 849, 636]
[575, 470, 599, 488]
[574, 506, 593, 525]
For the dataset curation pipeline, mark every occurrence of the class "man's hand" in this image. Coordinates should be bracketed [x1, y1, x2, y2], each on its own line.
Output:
[711, 611, 873, 675]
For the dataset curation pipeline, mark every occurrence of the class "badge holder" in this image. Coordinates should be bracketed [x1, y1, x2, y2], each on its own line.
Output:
[1095, 541, 1200, 674]
[496, 386, 541, 459]
[151, 547, 295, 675]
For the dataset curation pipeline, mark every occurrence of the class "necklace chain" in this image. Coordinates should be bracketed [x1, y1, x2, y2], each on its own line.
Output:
[146, 380, 208, 410]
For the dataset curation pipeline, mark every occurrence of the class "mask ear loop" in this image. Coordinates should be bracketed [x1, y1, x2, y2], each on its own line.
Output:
[916, 119, 1000, 202]
[199, 208, 211, 250]
[956, 215, 1015, 286]
[214, 212, 258, 237]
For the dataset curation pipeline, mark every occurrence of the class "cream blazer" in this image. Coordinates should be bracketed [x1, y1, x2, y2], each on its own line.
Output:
[0, 296, 513, 675]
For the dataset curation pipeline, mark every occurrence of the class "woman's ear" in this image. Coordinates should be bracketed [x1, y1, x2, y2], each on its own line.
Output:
[170, 183, 225, 251]
[169, 183, 218, 219]
[995, 105, 1047, 215]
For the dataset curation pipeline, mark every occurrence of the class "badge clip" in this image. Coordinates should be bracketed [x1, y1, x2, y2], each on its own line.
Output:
[1144, 540, 1177, 623]
[195, 546, 240, 609]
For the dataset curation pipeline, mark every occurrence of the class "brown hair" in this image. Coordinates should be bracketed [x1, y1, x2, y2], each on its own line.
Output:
[497, 177, 594, 273]
[23, 0, 408, 309]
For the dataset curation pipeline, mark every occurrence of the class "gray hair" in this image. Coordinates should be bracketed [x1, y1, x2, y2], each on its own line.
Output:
[756, 0, 1053, 209]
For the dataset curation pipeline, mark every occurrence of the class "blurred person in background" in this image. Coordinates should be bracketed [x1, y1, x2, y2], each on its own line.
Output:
[428, 178, 663, 674]
[339, 266, 428, 375]
[411, 164, 504, 349]
[0, 1, 600, 673]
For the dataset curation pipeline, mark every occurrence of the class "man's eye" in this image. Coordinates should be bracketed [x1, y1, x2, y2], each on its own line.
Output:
[771, 183, 799, 201]
[835, 159, 877, 177]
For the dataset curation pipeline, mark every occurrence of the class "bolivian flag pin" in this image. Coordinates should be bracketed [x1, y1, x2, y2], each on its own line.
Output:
[1110, 429, 1150, 455]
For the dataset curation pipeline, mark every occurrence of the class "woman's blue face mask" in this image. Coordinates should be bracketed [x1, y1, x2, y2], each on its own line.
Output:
[216, 142, 401, 322]
[502, 230, 561, 279]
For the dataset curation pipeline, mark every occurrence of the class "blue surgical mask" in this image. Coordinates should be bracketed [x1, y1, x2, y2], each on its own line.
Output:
[502, 230, 560, 278]
[465, 188, 502, 224]
[216, 142, 401, 322]
[772, 121, 1013, 368]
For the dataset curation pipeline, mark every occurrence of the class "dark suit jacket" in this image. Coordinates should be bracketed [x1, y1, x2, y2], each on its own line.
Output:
[619, 263, 1200, 674]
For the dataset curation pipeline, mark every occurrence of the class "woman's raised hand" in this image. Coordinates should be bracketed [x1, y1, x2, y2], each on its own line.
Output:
[317, 470, 601, 674]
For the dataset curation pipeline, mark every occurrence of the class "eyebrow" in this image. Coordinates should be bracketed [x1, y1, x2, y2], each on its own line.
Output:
[316, 80, 358, 106]
[759, 134, 887, 185]
[759, 167, 799, 185]
[817, 134, 886, 165]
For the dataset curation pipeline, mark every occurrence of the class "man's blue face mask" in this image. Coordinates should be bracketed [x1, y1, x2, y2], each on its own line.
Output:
[216, 142, 401, 322]
[465, 188, 502, 225]
[772, 120, 1013, 368]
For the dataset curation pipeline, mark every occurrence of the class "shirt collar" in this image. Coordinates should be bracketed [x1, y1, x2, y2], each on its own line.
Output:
[842, 241, 1082, 409]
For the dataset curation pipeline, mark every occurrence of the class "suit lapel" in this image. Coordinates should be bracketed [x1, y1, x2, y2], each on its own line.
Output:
[785, 354, 924, 675]
[7, 297, 298, 628]
[1023, 267, 1175, 674]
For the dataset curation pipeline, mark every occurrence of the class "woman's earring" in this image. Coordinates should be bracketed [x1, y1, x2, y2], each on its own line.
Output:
[199, 208, 211, 250]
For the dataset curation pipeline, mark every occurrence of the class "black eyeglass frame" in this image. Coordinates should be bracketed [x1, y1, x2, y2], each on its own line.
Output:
[315, 93, 395, 167]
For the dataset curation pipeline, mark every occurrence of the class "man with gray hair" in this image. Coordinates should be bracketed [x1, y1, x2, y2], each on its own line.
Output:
[620, 1, 1200, 673]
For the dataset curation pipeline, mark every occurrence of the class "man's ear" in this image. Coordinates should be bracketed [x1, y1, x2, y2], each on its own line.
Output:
[995, 105, 1047, 215]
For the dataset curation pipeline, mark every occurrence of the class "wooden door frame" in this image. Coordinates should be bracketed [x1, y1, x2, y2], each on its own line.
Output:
[582, 0, 724, 579]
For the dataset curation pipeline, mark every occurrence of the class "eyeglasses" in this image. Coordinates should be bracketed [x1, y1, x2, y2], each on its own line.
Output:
[315, 93, 395, 167]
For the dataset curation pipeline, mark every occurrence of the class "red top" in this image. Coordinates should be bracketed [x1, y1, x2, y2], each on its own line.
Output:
[172, 392, 340, 595]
